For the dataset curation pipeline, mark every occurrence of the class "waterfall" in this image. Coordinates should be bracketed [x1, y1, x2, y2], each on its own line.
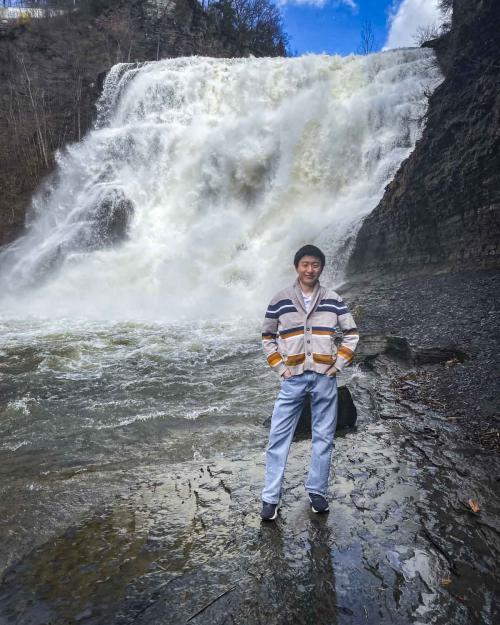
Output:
[0, 51, 442, 320]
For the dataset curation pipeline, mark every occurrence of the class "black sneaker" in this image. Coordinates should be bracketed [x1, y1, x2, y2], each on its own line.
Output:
[308, 493, 329, 513]
[260, 501, 279, 521]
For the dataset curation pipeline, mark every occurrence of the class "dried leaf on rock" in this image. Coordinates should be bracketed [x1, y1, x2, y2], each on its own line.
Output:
[467, 499, 480, 513]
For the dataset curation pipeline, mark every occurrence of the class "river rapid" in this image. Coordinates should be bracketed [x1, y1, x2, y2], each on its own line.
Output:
[0, 318, 275, 567]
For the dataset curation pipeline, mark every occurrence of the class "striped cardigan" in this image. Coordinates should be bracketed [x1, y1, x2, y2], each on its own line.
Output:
[262, 279, 359, 377]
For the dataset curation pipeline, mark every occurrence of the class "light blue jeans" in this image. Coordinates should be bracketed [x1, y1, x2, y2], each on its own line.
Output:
[262, 371, 338, 504]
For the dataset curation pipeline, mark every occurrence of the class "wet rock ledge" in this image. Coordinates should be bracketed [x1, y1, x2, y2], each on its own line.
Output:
[1, 348, 499, 625]
[342, 268, 499, 448]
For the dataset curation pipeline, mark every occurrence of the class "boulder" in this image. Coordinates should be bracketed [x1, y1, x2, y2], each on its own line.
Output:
[357, 333, 468, 366]
[263, 385, 357, 439]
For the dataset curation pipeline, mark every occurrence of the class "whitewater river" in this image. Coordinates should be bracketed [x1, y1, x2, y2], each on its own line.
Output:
[0, 318, 274, 565]
[1, 51, 498, 624]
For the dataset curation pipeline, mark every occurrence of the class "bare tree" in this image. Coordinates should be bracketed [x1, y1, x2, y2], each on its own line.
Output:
[208, 0, 288, 56]
[357, 19, 375, 55]
[413, 22, 444, 46]
[19, 56, 50, 168]
[413, 0, 452, 45]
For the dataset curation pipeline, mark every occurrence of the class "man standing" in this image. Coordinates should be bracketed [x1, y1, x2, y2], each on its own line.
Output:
[260, 244, 359, 520]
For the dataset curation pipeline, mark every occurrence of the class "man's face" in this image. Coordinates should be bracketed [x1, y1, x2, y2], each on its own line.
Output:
[296, 255, 323, 287]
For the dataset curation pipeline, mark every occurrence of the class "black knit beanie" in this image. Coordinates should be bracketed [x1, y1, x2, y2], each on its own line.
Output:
[293, 244, 326, 268]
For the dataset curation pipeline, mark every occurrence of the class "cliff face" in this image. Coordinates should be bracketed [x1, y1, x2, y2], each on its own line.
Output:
[347, 0, 500, 277]
[0, 0, 286, 246]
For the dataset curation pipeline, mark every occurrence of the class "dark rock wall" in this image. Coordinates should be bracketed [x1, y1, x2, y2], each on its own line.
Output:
[347, 0, 500, 277]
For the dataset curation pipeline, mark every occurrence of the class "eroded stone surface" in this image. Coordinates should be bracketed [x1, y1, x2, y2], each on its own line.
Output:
[1, 355, 499, 625]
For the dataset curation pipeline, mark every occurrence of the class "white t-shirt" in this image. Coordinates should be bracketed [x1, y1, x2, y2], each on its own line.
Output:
[301, 291, 313, 312]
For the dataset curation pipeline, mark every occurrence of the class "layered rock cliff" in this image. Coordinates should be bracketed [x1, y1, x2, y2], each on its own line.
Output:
[347, 0, 500, 277]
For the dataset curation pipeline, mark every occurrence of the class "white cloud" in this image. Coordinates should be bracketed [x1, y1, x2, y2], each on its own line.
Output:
[384, 0, 444, 49]
[333, 0, 358, 11]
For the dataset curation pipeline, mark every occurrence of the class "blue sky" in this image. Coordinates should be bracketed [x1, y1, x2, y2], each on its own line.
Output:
[280, 0, 444, 56]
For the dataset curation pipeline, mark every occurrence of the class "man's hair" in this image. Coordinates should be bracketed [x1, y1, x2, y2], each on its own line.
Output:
[294, 244, 326, 268]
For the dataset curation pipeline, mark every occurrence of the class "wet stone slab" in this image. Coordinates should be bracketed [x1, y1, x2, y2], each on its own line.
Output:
[1, 356, 499, 625]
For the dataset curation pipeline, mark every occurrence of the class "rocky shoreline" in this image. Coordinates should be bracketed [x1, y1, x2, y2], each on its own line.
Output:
[342, 268, 499, 450]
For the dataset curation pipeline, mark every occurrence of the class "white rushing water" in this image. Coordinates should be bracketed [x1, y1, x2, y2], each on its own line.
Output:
[0, 51, 441, 320]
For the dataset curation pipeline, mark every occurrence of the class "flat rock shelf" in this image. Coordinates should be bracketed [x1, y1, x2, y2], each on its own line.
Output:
[1, 351, 498, 625]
